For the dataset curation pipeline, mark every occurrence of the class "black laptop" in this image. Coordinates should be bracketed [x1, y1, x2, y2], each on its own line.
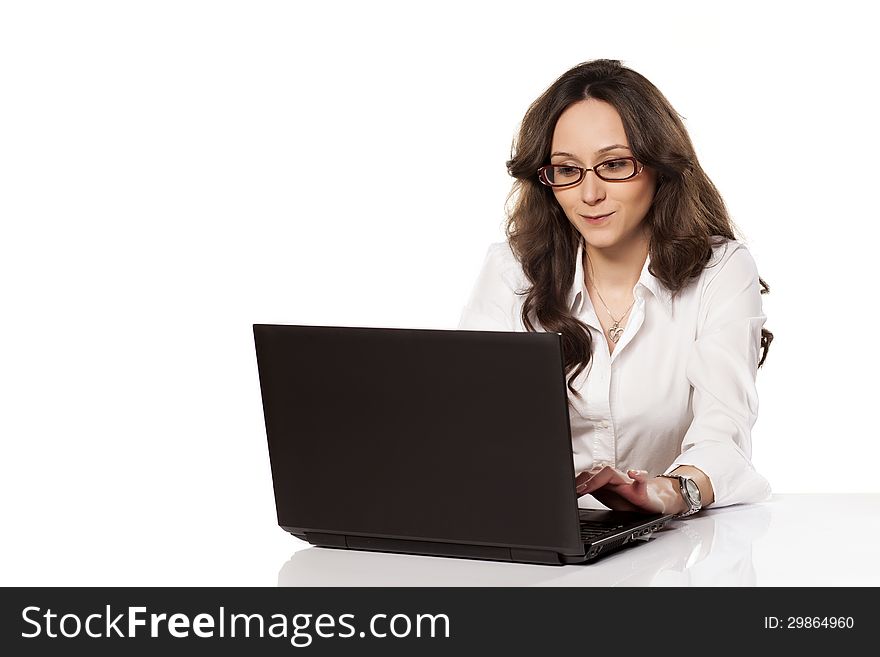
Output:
[253, 324, 674, 566]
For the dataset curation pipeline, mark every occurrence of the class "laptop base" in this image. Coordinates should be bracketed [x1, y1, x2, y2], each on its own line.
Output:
[304, 532, 568, 565]
[295, 509, 673, 567]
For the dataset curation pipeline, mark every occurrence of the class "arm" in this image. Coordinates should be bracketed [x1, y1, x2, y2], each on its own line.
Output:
[667, 243, 771, 508]
[576, 244, 770, 513]
[576, 466, 696, 515]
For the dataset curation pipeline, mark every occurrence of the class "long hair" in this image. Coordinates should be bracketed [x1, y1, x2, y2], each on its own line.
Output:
[504, 59, 774, 399]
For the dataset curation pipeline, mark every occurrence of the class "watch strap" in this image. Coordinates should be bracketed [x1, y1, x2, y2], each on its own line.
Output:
[657, 474, 701, 517]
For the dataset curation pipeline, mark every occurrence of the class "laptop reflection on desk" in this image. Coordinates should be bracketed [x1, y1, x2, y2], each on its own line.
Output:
[253, 324, 673, 566]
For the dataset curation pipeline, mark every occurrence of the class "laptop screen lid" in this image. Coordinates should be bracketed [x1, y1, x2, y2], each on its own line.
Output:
[253, 324, 585, 557]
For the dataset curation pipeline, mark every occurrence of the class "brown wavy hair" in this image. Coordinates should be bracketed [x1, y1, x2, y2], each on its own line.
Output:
[504, 59, 774, 399]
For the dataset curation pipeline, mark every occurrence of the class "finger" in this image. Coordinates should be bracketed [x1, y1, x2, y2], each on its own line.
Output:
[577, 465, 627, 490]
[577, 466, 633, 493]
[575, 467, 612, 487]
[599, 466, 634, 485]
[576, 467, 612, 493]
[626, 469, 649, 484]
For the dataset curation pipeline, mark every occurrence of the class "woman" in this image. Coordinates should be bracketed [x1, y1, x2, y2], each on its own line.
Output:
[458, 59, 773, 517]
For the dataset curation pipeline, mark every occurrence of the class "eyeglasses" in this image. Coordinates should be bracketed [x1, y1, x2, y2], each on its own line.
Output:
[537, 157, 643, 187]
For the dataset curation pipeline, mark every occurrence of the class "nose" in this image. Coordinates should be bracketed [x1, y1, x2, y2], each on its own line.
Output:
[579, 170, 606, 205]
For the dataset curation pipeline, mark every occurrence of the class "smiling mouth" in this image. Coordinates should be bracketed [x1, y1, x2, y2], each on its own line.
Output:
[580, 212, 614, 222]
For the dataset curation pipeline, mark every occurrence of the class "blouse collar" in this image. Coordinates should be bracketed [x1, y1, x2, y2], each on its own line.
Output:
[567, 236, 673, 316]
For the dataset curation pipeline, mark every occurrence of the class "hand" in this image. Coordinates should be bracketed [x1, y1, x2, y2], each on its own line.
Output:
[575, 466, 686, 515]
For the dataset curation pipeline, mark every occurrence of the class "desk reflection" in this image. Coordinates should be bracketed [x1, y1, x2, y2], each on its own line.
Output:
[277, 502, 771, 587]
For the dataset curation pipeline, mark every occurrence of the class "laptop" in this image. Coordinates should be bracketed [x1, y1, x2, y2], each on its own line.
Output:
[253, 324, 674, 566]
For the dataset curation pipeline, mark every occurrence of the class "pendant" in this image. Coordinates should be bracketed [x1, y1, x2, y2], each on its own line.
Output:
[608, 324, 624, 343]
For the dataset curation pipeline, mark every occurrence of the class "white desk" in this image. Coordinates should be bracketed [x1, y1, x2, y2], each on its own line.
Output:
[277, 494, 880, 586]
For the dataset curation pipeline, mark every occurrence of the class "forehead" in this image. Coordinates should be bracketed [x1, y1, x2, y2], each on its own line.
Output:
[551, 99, 629, 154]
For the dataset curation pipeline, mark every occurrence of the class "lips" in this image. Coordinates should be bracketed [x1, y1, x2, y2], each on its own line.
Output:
[580, 212, 614, 223]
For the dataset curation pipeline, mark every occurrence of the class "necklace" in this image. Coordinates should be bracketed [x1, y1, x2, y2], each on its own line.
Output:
[586, 254, 636, 344]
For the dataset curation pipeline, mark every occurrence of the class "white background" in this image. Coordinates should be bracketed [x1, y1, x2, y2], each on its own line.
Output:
[1, 0, 877, 585]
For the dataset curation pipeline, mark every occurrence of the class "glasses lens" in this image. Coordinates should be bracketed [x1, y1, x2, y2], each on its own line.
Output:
[596, 158, 636, 180]
[544, 165, 582, 186]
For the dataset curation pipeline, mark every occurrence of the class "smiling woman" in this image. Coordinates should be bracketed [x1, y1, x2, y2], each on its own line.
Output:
[545, 99, 658, 253]
[458, 59, 775, 517]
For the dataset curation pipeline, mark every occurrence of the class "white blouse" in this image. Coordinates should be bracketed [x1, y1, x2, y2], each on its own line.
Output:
[457, 235, 771, 508]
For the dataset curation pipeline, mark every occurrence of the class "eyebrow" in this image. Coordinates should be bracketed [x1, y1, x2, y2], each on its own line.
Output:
[550, 144, 631, 159]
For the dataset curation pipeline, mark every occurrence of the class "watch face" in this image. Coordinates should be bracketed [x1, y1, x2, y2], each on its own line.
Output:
[684, 478, 701, 504]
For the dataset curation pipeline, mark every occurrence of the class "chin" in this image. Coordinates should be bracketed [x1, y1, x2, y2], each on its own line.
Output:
[584, 224, 646, 249]
[580, 230, 619, 247]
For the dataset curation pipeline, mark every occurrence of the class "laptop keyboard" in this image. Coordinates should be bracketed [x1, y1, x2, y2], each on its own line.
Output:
[578, 510, 628, 541]
[579, 520, 625, 541]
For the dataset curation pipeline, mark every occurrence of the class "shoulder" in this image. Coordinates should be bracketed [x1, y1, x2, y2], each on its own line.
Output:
[484, 240, 519, 268]
[693, 237, 764, 329]
[481, 240, 528, 291]
[702, 237, 760, 289]
[459, 241, 529, 331]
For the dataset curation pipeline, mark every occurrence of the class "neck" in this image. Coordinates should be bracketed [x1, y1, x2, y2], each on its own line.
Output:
[584, 230, 650, 293]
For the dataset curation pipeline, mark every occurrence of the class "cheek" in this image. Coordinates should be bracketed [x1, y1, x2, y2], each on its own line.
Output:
[552, 190, 572, 212]
[619, 182, 655, 213]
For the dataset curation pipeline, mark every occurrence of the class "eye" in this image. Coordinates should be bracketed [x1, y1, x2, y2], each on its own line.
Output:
[595, 158, 637, 180]
[555, 166, 580, 176]
[600, 158, 628, 170]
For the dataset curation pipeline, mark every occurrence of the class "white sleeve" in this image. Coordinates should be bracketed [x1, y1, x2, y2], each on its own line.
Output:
[668, 244, 772, 507]
[457, 242, 520, 332]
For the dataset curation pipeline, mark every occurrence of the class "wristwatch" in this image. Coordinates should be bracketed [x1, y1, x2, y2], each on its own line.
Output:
[657, 474, 702, 517]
